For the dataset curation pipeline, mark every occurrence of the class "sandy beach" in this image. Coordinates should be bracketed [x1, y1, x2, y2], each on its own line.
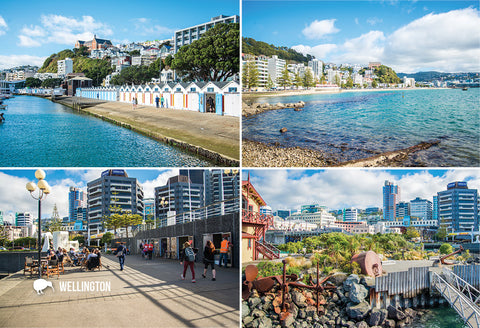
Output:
[54, 96, 240, 165]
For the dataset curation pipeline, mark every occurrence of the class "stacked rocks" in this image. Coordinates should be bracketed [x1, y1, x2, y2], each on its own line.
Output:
[242, 101, 305, 117]
[242, 274, 422, 328]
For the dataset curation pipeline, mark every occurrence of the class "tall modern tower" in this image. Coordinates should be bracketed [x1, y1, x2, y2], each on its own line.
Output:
[410, 197, 433, 221]
[437, 181, 478, 232]
[383, 180, 400, 221]
[69, 187, 87, 222]
[87, 169, 144, 237]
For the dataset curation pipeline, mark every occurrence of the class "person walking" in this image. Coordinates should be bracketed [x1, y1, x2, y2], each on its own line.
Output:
[160, 95, 164, 108]
[116, 242, 127, 271]
[147, 241, 153, 260]
[219, 237, 230, 268]
[180, 241, 196, 283]
[139, 241, 144, 258]
[155, 95, 160, 108]
[132, 97, 137, 110]
[202, 240, 216, 281]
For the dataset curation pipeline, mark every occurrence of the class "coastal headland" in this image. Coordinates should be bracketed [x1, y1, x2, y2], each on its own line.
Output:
[53, 96, 240, 166]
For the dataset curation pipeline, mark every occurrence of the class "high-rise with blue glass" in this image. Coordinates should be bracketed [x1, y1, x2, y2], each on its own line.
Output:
[383, 180, 400, 221]
[437, 181, 478, 232]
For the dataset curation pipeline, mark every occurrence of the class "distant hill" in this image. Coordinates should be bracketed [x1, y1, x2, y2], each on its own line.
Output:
[242, 37, 313, 64]
[396, 71, 445, 82]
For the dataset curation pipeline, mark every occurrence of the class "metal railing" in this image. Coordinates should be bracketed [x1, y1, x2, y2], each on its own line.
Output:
[431, 271, 480, 328]
[443, 268, 480, 306]
[255, 240, 280, 260]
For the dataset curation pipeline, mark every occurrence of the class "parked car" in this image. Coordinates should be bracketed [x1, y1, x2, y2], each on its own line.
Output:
[0, 246, 6, 250]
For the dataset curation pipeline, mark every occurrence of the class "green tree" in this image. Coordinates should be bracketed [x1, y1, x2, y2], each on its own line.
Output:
[372, 80, 378, 88]
[334, 74, 341, 86]
[164, 54, 173, 67]
[303, 69, 314, 88]
[100, 232, 114, 246]
[121, 213, 143, 239]
[346, 77, 354, 88]
[404, 227, 420, 240]
[129, 50, 141, 56]
[293, 72, 302, 89]
[45, 217, 64, 233]
[0, 226, 9, 246]
[439, 243, 453, 255]
[266, 75, 274, 90]
[71, 235, 85, 245]
[25, 77, 42, 88]
[41, 78, 63, 88]
[278, 64, 291, 90]
[73, 46, 89, 57]
[110, 65, 157, 86]
[242, 61, 258, 90]
[172, 23, 239, 81]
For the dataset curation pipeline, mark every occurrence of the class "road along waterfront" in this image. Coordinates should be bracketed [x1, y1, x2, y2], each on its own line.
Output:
[0, 95, 228, 167]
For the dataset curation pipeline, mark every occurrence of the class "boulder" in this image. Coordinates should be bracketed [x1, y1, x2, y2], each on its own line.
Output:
[346, 301, 370, 321]
[329, 273, 349, 286]
[252, 103, 262, 108]
[349, 283, 368, 304]
[292, 291, 307, 308]
[368, 308, 388, 326]
[344, 274, 360, 292]
[387, 305, 407, 321]
[404, 308, 417, 318]
[251, 309, 266, 318]
[294, 107, 302, 111]
[281, 313, 295, 328]
[360, 276, 376, 288]
[243, 315, 254, 326]
[356, 321, 369, 328]
[252, 316, 272, 328]
[280, 128, 288, 133]
[242, 301, 251, 318]
[249, 297, 262, 309]
[298, 308, 306, 319]
[384, 319, 396, 328]
[305, 305, 317, 317]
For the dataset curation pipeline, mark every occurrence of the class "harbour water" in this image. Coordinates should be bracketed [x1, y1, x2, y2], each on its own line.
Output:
[0, 96, 212, 167]
[243, 89, 480, 166]
[411, 307, 467, 328]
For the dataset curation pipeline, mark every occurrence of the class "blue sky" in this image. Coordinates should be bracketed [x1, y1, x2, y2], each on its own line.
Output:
[243, 0, 480, 72]
[0, 0, 239, 69]
[244, 169, 480, 212]
[0, 169, 179, 221]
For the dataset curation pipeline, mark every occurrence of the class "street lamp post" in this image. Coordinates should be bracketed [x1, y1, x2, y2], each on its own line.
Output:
[159, 197, 169, 226]
[26, 169, 51, 280]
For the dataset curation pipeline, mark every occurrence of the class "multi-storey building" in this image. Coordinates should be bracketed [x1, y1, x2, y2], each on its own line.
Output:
[260, 206, 273, 216]
[268, 55, 286, 87]
[75, 35, 113, 51]
[15, 212, 33, 226]
[433, 195, 439, 222]
[410, 197, 432, 221]
[437, 181, 478, 232]
[87, 169, 144, 237]
[57, 58, 73, 76]
[154, 175, 204, 226]
[383, 180, 400, 221]
[308, 59, 323, 80]
[173, 15, 239, 54]
[275, 210, 291, 219]
[343, 208, 358, 222]
[69, 187, 87, 222]
[0, 210, 3, 225]
[242, 55, 269, 88]
[287, 209, 335, 228]
[396, 201, 410, 218]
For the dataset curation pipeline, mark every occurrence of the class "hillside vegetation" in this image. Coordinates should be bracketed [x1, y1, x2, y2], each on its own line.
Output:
[242, 37, 313, 63]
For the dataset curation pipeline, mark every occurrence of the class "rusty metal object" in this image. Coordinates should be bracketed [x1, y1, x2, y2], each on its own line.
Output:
[351, 251, 383, 277]
[245, 265, 258, 281]
[440, 245, 464, 265]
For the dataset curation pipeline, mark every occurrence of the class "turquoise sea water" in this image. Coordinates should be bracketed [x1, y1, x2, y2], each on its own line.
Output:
[243, 89, 480, 166]
[411, 307, 467, 328]
[0, 96, 212, 167]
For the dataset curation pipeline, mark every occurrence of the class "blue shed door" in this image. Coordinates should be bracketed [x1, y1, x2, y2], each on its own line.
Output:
[216, 94, 222, 115]
[199, 93, 204, 113]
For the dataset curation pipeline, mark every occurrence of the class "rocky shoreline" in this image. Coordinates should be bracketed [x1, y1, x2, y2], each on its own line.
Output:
[243, 101, 305, 117]
[242, 273, 426, 328]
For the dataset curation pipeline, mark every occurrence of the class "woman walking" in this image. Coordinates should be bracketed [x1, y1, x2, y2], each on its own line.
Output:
[180, 241, 196, 283]
[202, 240, 216, 281]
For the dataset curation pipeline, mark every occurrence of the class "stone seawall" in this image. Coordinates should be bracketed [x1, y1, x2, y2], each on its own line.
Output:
[242, 101, 305, 117]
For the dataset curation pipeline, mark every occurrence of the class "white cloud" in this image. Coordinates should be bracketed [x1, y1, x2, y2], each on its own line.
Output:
[367, 17, 383, 26]
[0, 54, 47, 69]
[17, 14, 112, 47]
[334, 30, 386, 64]
[132, 17, 174, 37]
[384, 7, 480, 72]
[0, 16, 8, 36]
[248, 169, 480, 212]
[141, 169, 179, 199]
[292, 44, 337, 60]
[302, 19, 339, 39]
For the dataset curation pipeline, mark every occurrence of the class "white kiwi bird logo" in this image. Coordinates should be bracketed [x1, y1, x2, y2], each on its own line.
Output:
[33, 279, 54, 295]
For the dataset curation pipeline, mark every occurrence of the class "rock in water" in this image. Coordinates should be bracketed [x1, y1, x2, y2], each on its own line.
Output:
[349, 283, 368, 304]
[368, 308, 388, 326]
[387, 305, 407, 321]
[280, 128, 288, 133]
[346, 301, 370, 321]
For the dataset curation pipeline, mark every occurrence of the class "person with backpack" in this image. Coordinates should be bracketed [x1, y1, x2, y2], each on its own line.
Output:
[180, 241, 196, 283]
[116, 242, 126, 271]
[202, 240, 216, 281]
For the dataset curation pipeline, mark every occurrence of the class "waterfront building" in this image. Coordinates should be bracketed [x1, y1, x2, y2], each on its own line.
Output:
[242, 54, 269, 88]
[57, 58, 73, 76]
[433, 195, 439, 222]
[209, 169, 239, 211]
[268, 55, 286, 87]
[15, 212, 33, 227]
[437, 181, 478, 232]
[87, 169, 144, 239]
[287, 209, 335, 228]
[383, 180, 400, 221]
[396, 201, 410, 218]
[75, 35, 113, 51]
[275, 210, 291, 219]
[67, 76, 92, 96]
[366, 207, 381, 215]
[69, 187, 87, 222]
[154, 175, 204, 226]
[410, 197, 433, 221]
[335, 221, 366, 233]
[308, 59, 323, 80]
[402, 76, 416, 87]
[343, 208, 358, 222]
[173, 15, 239, 54]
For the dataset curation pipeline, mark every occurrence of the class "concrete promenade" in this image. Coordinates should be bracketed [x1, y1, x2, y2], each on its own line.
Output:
[0, 255, 239, 327]
[54, 96, 240, 164]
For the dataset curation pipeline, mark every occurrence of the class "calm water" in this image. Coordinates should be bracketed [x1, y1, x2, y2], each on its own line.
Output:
[0, 96, 212, 167]
[411, 307, 467, 328]
[243, 89, 480, 166]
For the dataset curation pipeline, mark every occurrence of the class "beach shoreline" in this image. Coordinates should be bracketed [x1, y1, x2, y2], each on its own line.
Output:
[51, 96, 240, 166]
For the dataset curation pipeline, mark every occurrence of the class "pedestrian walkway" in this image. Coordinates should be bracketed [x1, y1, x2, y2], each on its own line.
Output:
[0, 255, 239, 327]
